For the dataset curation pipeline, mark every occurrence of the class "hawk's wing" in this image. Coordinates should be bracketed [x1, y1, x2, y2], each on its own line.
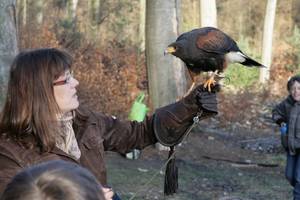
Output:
[196, 29, 239, 54]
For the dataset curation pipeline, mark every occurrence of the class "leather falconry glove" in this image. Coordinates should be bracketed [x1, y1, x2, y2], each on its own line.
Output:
[153, 83, 220, 147]
[183, 83, 219, 116]
[153, 84, 220, 195]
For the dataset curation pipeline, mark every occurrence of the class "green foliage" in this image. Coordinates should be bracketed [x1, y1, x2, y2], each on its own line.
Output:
[285, 26, 300, 73]
[53, 0, 68, 10]
[225, 64, 260, 88]
[58, 18, 74, 30]
[224, 37, 260, 88]
[286, 26, 300, 48]
[285, 64, 300, 74]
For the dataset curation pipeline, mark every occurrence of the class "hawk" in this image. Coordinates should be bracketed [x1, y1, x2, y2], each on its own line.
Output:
[165, 27, 265, 92]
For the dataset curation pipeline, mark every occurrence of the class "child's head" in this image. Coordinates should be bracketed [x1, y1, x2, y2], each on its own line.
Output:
[287, 75, 300, 102]
[0, 160, 105, 200]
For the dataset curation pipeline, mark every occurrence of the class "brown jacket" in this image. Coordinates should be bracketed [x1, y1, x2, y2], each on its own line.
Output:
[0, 107, 158, 194]
[0, 94, 212, 195]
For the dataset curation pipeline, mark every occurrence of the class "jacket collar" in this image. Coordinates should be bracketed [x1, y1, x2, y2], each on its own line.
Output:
[287, 95, 297, 105]
[50, 146, 80, 163]
[74, 106, 89, 125]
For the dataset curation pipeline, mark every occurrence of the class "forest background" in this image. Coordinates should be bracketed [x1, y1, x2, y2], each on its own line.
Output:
[2, 0, 300, 119]
[1, 0, 300, 199]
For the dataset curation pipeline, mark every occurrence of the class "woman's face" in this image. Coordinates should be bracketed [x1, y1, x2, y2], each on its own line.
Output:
[290, 81, 300, 102]
[53, 70, 79, 113]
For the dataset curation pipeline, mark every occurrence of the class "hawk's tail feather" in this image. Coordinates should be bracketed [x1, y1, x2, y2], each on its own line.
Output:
[242, 56, 265, 68]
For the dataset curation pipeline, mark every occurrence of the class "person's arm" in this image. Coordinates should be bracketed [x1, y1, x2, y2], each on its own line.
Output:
[96, 113, 157, 154]
[97, 84, 219, 154]
[153, 84, 218, 147]
[272, 100, 288, 126]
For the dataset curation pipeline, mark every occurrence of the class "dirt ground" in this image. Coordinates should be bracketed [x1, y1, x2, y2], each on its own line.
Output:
[105, 118, 292, 200]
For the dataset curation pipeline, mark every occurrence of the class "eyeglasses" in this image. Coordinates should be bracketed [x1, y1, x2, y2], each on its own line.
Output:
[53, 71, 74, 86]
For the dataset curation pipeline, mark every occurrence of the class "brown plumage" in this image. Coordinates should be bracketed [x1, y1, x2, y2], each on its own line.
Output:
[165, 27, 265, 92]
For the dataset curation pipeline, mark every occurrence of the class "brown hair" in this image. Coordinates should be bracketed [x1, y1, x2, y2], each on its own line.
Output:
[0, 48, 73, 151]
[0, 160, 105, 200]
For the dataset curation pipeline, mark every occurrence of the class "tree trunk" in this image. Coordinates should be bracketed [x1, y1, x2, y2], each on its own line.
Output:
[36, 0, 43, 24]
[0, 0, 18, 103]
[139, 0, 146, 52]
[200, 0, 217, 27]
[191, 0, 199, 28]
[16, 0, 27, 27]
[89, 0, 100, 24]
[259, 0, 277, 83]
[146, 0, 186, 109]
[26, 0, 43, 25]
[69, 0, 78, 19]
[146, 0, 186, 151]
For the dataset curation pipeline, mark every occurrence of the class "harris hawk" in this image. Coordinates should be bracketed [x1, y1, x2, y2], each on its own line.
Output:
[164, 27, 265, 93]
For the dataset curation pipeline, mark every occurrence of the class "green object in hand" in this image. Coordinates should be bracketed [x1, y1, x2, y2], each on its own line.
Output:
[128, 93, 148, 122]
[126, 93, 148, 160]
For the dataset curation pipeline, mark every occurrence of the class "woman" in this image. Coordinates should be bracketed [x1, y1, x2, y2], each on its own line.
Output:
[0, 48, 219, 196]
[0, 160, 109, 200]
[272, 75, 300, 199]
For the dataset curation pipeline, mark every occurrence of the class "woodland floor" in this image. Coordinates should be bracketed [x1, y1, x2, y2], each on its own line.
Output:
[106, 116, 292, 200]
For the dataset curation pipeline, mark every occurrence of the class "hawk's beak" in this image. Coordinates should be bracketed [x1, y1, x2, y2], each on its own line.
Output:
[164, 46, 176, 55]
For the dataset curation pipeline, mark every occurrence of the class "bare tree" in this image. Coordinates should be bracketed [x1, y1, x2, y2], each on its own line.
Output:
[36, 0, 43, 24]
[69, 0, 78, 19]
[146, 0, 186, 109]
[260, 0, 277, 83]
[200, 0, 217, 27]
[0, 0, 18, 102]
[139, 0, 146, 52]
[19, 0, 27, 26]
[146, 0, 187, 150]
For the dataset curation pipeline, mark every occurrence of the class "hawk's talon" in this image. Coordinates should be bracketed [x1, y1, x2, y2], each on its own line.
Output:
[204, 78, 216, 92]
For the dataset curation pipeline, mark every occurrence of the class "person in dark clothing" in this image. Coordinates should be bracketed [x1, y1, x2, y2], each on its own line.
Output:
[272, 75, 300, 200]
[0, 48, 219, 197]
[0, 160, 108, 200]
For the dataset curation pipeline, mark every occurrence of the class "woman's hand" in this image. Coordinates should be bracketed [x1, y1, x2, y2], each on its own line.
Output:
[102, 187, 114, 200]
